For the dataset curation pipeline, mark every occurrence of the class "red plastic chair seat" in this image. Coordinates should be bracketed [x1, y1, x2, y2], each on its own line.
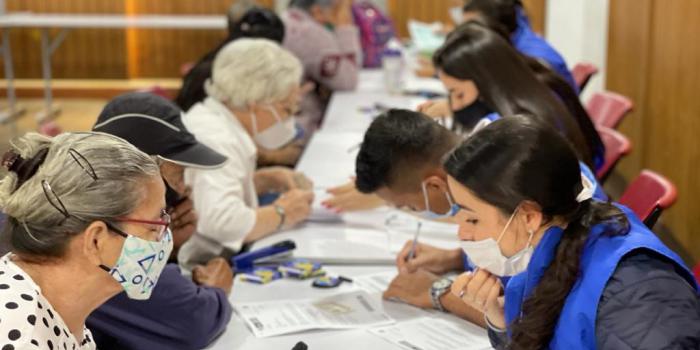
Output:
[596, 126, 632, 182]
[586, 91, 634, 129]
[618, 170, 677, 228]
[572, 62, 599, 92]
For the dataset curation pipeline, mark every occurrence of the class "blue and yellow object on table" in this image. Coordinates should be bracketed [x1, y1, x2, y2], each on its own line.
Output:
[279, 259, 325, 279]
[239, 267, 283, 284]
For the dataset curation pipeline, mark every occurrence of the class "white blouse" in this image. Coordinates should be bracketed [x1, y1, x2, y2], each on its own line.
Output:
[178, 97, 259, 269]
[0, 254, 95, 350]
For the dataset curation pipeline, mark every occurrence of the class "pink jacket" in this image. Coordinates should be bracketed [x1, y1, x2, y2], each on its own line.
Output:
[282, 8, 362, 132]
[282, 8, 361, 92]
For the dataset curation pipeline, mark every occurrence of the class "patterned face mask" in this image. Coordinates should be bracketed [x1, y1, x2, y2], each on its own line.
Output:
[101, 228, 173, 300]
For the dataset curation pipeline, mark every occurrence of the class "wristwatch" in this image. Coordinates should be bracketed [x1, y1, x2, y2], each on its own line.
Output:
[274, 204, 286, 231]
[430, 278, 452, 312]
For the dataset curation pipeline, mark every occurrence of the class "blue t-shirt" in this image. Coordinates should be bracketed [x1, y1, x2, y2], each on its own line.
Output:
[87, 264, 232, 350]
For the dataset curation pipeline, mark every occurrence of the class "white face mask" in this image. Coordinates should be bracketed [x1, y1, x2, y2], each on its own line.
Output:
[102, 228, 174, 300]
[449, 7, 464, 25]
[459, 208, 535, 276]
[419, 181, 459, 220]
[250, 106, 296, 150]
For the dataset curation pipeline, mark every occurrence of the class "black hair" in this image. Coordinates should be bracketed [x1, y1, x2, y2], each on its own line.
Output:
[463, 0, 523, 35]
[444, 116, 629, 349]
[355, 109, 459, 194]
[175, 7, 286, 111]
[434, 21, 596, 169]
[523, 56, 605, 167]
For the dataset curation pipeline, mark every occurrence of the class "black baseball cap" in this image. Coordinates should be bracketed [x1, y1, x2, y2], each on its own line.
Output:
[93, 92, 227, 169]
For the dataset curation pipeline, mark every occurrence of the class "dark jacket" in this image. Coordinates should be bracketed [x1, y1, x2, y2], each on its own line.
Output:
[87, 264, 232, 350]
[489, 250, 700, 349]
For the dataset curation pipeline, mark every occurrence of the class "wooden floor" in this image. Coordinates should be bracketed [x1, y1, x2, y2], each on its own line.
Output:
[0, 98, 107, 150]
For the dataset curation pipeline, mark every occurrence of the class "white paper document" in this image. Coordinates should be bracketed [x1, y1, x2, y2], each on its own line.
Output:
[369, 317, 492, 350]
[354, 271, 397, 294]
[234, 291, 395, 337]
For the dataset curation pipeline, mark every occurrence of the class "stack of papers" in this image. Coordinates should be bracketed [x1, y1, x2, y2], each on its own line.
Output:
[369, 317, 492, 350]
[235, 291, 394, 337]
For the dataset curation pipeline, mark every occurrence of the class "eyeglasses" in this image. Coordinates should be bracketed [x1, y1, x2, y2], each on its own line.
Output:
[106, 209, 171, 242]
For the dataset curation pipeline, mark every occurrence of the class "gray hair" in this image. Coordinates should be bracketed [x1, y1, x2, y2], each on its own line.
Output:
[289, 0, 335, 11]
[0, 132, 160, 259]
[205, 38, 302, 108]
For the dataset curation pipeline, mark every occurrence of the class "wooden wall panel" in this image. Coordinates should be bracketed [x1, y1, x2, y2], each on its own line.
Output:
[387, 0, 547, 39]
[125, 0, 274, 78]
[606, 0, 652, 177]
[0, 0, 274, 79]
[607, 0, 700, 262]
[644, 0, 700, 261]
[387, 0, 453, 39]
[125, 0, 231, 78]
[521, 0, 546, 35]
[1, 0, 128, 79]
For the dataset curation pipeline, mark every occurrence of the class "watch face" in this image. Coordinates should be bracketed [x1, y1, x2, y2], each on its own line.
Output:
[433, 278, 452, 290]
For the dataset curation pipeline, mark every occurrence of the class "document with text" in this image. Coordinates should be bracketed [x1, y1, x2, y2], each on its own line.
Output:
[234, 291, 395, 337]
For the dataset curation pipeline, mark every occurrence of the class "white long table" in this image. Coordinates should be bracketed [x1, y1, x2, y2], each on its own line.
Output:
[206, 70, 489, 349]
[0, 12, 227, 127]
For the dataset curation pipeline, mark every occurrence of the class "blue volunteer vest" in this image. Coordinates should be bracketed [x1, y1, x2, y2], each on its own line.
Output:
[503, 204, 697, 349]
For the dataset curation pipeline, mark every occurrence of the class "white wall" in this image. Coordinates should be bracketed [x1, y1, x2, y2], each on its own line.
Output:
[545, 0, 610, 100]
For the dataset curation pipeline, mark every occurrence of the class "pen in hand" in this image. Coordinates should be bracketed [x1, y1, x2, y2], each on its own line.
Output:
[406, 222, 422, 261]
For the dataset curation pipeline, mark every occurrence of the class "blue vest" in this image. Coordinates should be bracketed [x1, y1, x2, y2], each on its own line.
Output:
[503, 204, 697, 349]
[511, 8, 578, 93]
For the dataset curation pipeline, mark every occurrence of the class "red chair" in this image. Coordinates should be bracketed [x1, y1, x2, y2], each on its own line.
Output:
[572, 62, 599, 92]
[618, 170, 677, 229]
[596, 126, 632, 182]
[586, 91, 634, 129]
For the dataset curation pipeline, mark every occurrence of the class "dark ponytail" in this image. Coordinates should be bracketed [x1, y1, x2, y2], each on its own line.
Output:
[524, 56, 604, 170]
[444, 116, 630, 349]
[509, 200, 628, 349]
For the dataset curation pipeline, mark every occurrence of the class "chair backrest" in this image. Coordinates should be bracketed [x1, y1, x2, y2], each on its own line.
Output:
[596, 126, 632, 182]
[619, 170, 677, 228]
[572, 62, 599, 92]
[586, 91, 634, 129]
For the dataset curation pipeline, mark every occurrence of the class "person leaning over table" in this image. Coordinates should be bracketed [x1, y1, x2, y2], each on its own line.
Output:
[87, 92, 234, 350]
[406, 116, 700, 349]
[418, 0, 576, 92]
[282, 0, 361, 133]
[178, 38, 314, 270]
[0, 132, 170, 350]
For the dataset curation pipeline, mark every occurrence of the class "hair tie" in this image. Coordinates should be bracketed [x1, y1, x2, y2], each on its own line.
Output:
[8, 148, 50, 190]
[2, 150, 22, 172]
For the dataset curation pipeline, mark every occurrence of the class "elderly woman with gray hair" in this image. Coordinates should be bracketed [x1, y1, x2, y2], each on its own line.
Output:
[0, 132, 170, 349]
[179, 38, 314, 269]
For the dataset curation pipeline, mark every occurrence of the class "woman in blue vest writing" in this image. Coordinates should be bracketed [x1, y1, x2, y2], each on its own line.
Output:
[445, 116, 700, 349]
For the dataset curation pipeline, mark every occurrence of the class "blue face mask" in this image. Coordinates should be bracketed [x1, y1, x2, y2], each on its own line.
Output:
[419, 181, 459, 220]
